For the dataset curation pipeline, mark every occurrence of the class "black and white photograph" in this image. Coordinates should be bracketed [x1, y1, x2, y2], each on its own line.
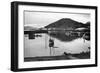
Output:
[24, 11, 91, 62]
[11, 1, 97, 71]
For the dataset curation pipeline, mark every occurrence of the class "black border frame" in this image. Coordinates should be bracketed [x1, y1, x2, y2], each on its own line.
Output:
[11, 1, 98, 72]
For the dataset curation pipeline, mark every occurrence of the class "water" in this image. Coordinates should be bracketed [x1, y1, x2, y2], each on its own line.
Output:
[24, 33, 90, 57]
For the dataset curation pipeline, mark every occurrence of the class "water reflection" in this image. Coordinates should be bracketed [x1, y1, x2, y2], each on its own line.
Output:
[48, 33, 80, 42]
[24, 32, 90, 59]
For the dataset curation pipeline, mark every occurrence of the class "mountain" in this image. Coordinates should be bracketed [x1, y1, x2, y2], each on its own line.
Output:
[45, 18, 89, 30]
[44, 18, 90, 42]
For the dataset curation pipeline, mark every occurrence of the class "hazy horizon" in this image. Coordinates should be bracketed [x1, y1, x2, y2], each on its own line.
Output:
[24, 11, 90, 28]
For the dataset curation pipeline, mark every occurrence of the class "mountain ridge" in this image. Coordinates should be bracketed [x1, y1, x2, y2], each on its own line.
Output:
[45, 18, 90, 30]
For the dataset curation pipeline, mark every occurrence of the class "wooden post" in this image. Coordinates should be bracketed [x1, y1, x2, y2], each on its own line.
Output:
[50, 47, 52, 56]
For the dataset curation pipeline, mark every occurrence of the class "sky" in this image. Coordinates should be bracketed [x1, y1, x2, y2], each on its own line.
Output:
[24, 11, 90, 28]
